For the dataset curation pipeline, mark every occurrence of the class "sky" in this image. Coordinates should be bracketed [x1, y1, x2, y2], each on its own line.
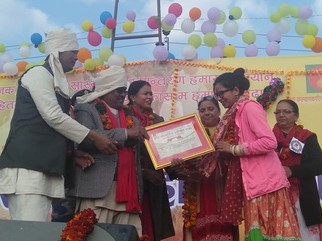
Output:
[0, 0, 322, 66]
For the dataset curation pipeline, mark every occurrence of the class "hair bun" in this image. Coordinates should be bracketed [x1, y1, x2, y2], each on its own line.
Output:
[233, 68, 245, 77]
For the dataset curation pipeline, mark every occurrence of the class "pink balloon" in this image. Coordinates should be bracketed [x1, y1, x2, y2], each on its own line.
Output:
[153, 45, 168, 61]
[245, 44, 258, 57]
[168, 3, 183, 17]
[267, 29, 281, 42]
[147, 16, 159, 29]
[88, 31, 102, 47]
[201, 20, 216, 34]
[210, 46, 224, 58]
[105, 18, 116, 29]
[126, 10, 136, 21]
[298, 5, 313, 20]
[266, 41, 280, 56]
[216, 38, 226, 48]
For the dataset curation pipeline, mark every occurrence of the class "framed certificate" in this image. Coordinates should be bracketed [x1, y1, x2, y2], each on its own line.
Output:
[144, 113, 215, 170]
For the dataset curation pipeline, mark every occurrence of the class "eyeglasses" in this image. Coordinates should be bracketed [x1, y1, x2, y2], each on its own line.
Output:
[274, 110, 294, 115]
[213, 88, 233, 100]
[115, 87, 128, 94]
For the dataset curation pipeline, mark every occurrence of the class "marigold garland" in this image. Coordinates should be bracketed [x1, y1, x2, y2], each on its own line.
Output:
[182, 174, 198, 228]
[60, 208, 97, 241]
[256, 77, 285, 109]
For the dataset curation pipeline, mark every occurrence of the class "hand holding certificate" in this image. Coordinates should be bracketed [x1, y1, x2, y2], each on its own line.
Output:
[144, 113, 215, 170]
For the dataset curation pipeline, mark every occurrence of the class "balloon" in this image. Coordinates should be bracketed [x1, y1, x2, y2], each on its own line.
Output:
[210, 46, 224, 58]
[37, 43, 45, 53]
[224, 45, 236, 57]
[168, 3, 183, 17]
[167, 52, 175, 59]
[0, 52, 13, 62]
[277, 3, 290, 17]
[181, 19, 195, 34]
[189, 7, 201, 21]
[203, 33, 217, 47]
[94, 58, 104, 67]
[3, 61, 18, 75]
[207, 7, 221, 21]
[217, 11, 226, 24]
[245, 44, 258, 57]
[105, 18, 116, 29]
[74, 60, 83, 69]
[122, 20, 135, 33]
[30, 33, 42, 46]
[147, 16, 159, 30]
[101, 26, 112, 38]
[0, 43, 5, 53]
[266, 41, 280, 56]
[19, 45, 32, 58]
[164, 13, 177, 26]
[295, 19, 308, 35]
[216, 38, 226, 48]
[229, 6, 242, 20]
[276, 18, 291, 34]
[81, 20, 93, 32]
[298, 5, 312, 20]
[302, 35, 316, 48]
[84, 59, 96, 71]
[182, 45, 197, 60]
[306, 24, 318, 36]
[108, 54, 125, 67]
[100, 11, 112, 25]
[77, 47, 92, 63]
[290, 6, 299, 18]
[98, 48, 113, 61]
[270, 12, 282, 23]
[161, 20, 174, 32]
[311, 37, 322, 53]
[242, 30, 256, 44]
[87, 30, 102, 47]
[267, 29, 281, 42]
[201, 20, 216, 34]
[153, 45, 168, 61]
[188, 34, 202, 48]
[223, 20, 238, 37]
[126, 10, 136, 21]
[16, 61, 28, 72]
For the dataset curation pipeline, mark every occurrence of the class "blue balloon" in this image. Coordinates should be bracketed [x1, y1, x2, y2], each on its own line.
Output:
[100, 11, 112, 25]
[30, 33, 42, 46]
[167, 52, 175, 59]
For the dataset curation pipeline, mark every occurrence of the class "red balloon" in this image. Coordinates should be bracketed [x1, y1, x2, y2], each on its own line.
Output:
[168, 3, 183, 17]
[105, 18, 116, 29]
[147, 16, 159, 30]
[87, 31, 102, 47]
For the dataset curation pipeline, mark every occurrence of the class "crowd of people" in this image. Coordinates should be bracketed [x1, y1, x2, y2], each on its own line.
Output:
[0, 28, 322, 241]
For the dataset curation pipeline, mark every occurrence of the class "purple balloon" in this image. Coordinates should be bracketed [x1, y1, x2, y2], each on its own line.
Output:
[266, 41, 280, 56]
[298, 5, 313, 20]
[267, 29, 281, 42]
[164, 13, 177, 26]
[245, 44, 258, 57]
[210, 46, 224, 58]
[201, 20, 216, 34]
[153, 45, 168, 61]
[207, 7, 221, 21]
[126, 10, 136, 21]
[216, 38, 226, 48]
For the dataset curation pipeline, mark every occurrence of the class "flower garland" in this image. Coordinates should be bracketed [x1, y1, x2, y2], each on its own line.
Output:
[182, 174, 198, 228]
[60, 208, 97, 241]
[95, 100, 134, 129]
[256, 77, 285, 109]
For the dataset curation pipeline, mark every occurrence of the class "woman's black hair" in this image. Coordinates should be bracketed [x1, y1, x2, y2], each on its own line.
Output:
[277, 99, 299, 116]
[127, 80, 151, 104]
[213, 67, 250, 95]
[197, 95, 220, 111]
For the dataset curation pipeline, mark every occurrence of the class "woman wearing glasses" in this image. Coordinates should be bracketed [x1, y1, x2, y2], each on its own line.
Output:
[273, 99, 322, 240]
[202, 68, 301, 241]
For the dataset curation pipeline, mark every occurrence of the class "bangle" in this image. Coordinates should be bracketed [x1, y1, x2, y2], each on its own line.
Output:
[230, 145, 236, 156]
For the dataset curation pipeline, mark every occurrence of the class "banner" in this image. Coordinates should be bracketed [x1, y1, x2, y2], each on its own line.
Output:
[1, 55, 322, 240]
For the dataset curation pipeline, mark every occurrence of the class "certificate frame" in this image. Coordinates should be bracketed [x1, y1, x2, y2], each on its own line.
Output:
[144, 113, 215, 170]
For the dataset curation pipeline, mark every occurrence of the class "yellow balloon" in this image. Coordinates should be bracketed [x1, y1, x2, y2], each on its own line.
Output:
[84, 59, 95, 71]
[188, 34, 202, 48]
[224, 45, 236, 57]
[38, 43, 45, 53]
[81, 20, 93, 32]
[203, 33, 217, 47]
[161, 20, 174, 32]
[270, 12, 282, 23]
[302, 35, 316, 48]
[101, 27, 112, 38]
[99, 48, 113, 61]
[122, 20, 135, 33]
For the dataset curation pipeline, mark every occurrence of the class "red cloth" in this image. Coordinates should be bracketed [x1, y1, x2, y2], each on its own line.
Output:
[102, 101, 141, 212]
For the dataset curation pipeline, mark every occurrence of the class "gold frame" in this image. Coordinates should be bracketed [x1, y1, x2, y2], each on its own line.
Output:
[144, 113, 215, 170]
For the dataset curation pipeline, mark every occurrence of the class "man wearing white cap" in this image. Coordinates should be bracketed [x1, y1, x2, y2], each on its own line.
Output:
[0, 28, 117, 221]
[68, 65, 148, 235]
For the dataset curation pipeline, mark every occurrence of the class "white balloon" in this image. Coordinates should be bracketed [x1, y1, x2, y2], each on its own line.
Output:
[276, 19, 291, 34]
[107, 54, 125, 67]
[182, 45, 197, 60]
[3, 61, 18, 75]
[19, 45, 32, 58]
[223, 20, 238, 37]
[181, 19, 195, 34]
[0, 52, 13, 62]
